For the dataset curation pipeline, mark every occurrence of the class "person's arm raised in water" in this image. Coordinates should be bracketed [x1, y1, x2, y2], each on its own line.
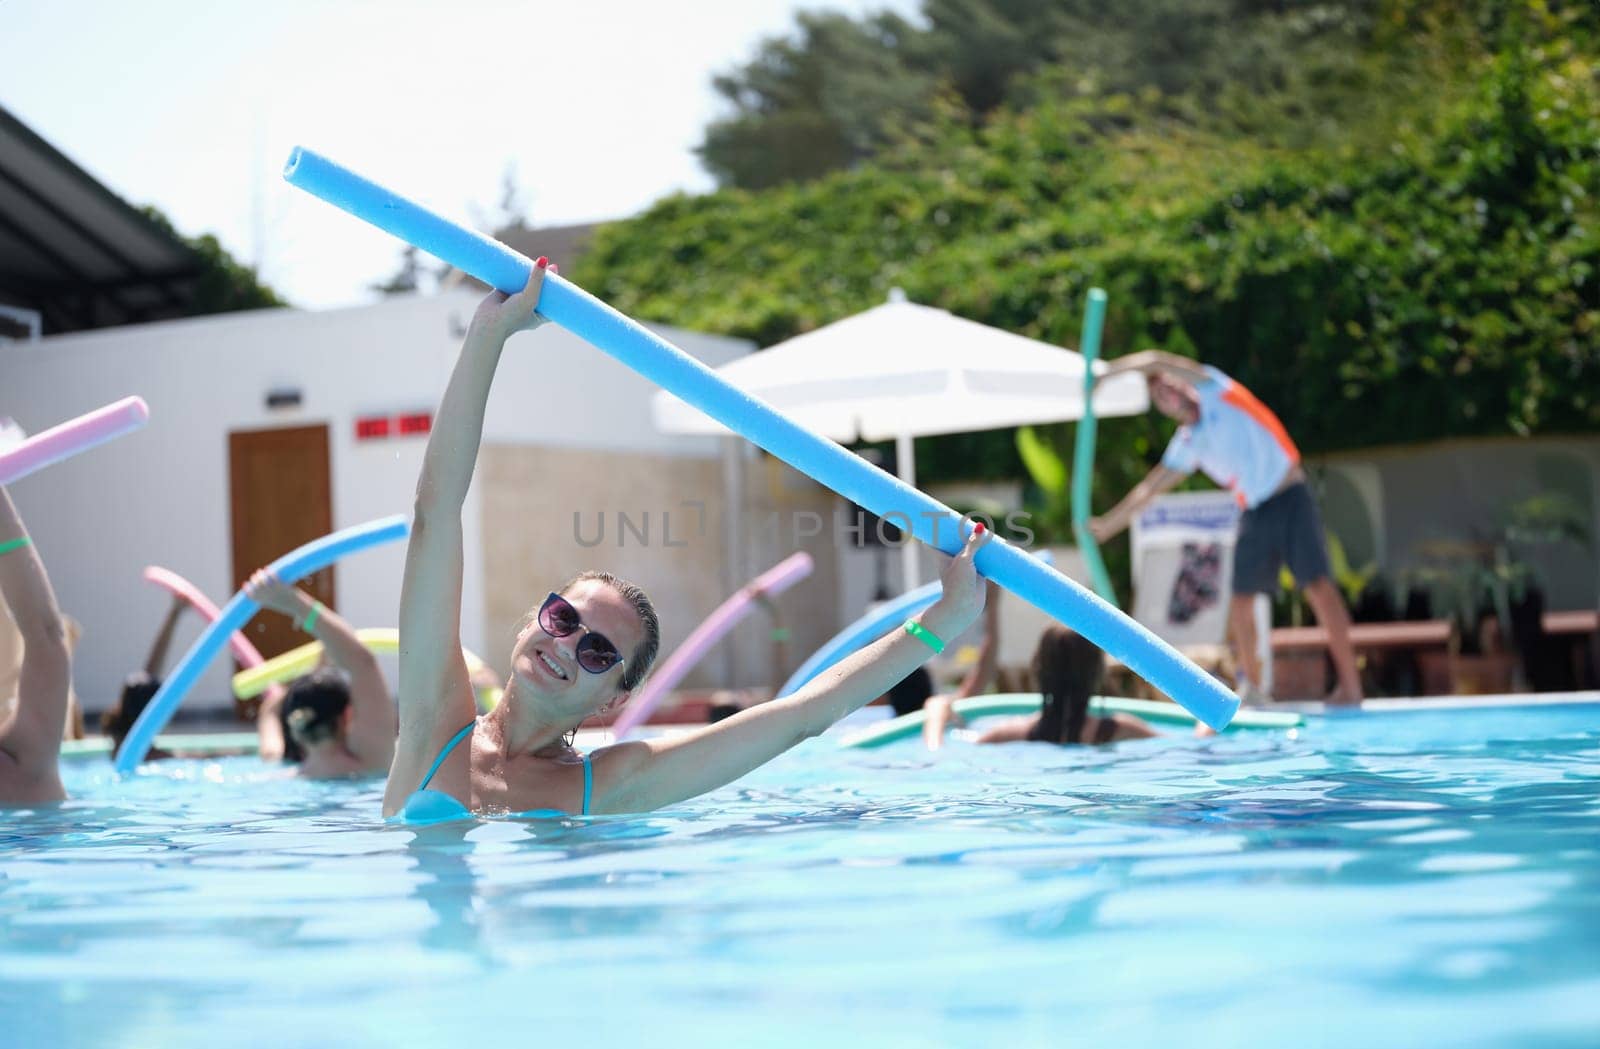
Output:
[143, 593, 188, 679]
[383, 261, 551, 814]
[954, 580, 1002, 700]
[247, 570, 395, 771]
[0, 487, 70, 800]
[923, 580, 1001, 751]
[588, 524, 993, 812]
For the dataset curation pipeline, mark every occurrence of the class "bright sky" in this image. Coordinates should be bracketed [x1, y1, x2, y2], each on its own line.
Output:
[0, 0, 919, 308]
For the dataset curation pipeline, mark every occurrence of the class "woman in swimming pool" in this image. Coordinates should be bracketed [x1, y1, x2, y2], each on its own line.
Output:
[381, 260, 991, 820]
[101, 592, 188, 762]
[923, 624, 1158, 749]
[245, 570, 395, 778]
[0, 486, 71, 805]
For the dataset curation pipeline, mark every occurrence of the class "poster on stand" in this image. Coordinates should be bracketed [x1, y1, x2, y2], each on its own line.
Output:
[1130, 491, 1240, 648]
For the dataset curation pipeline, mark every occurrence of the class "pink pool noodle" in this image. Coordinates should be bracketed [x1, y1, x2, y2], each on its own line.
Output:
[611, 552, 814, 738]
[0, 397, 149, 485]
[143, 566, 271, 672]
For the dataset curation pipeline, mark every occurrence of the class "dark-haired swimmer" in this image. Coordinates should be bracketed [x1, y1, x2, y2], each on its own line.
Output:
[382, 260, 992, 821]
[245, 571, 395, 778]
[924, 624, 1158, 749]
[0, 486, 70, 804]
[101, 593, 188, 762]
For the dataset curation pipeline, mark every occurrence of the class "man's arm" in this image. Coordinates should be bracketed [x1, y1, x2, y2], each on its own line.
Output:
[1087, 465, 1187, 543]
[1101, 349, 1210, 385]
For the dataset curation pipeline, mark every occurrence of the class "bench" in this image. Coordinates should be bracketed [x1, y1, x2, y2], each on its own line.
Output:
[1271, 620, 1457, 698]
[1272, 620, 1455, 652]
[1542, 609, 1599, 636]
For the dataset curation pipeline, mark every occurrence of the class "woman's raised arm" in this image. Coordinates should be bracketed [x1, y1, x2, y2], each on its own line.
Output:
[0, 487, 70, 787]
[589, 524, 993, 813]
[246, 570, 394, 769]
[385, 262, 550, 809]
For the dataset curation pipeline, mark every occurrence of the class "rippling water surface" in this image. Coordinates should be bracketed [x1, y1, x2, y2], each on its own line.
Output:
[3, 702, 1597, 1048]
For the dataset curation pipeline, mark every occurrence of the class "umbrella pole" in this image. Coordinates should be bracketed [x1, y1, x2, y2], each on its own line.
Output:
[896, 431, 919, 589]
[1071, 288, 1119, 605]
[720, 436, 746, 688]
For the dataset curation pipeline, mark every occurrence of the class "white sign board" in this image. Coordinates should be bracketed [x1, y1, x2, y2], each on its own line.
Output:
[1130, 491, 1240, 647]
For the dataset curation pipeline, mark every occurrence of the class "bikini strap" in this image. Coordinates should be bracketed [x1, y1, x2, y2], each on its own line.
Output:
[581, 754, 593, 817]
[417, 722, 475, 791]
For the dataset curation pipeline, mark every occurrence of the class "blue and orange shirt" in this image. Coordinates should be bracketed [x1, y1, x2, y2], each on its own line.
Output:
[1160, 366, 1300, 509]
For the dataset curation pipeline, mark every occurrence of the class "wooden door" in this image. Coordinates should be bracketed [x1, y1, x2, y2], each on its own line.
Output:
[228, 425, 334, 661]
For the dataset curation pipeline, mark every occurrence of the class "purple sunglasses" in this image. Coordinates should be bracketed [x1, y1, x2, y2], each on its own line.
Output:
[537, 592, 625, 676]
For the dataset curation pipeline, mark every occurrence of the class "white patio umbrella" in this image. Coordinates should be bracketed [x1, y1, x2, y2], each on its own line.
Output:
[652, 289, 1150, 587]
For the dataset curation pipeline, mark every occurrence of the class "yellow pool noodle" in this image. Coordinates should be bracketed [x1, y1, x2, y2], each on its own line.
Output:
[232, 628, 498, 710]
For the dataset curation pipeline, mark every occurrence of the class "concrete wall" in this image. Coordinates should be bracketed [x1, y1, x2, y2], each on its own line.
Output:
[1, 289, 750, 716]
[1310, 435, 1600, 612]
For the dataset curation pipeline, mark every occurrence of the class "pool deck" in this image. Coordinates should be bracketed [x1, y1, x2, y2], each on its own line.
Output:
[1270, 690, 1599, 715]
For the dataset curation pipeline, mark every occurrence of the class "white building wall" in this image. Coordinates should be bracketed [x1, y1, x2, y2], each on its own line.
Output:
[0, 289, 750, 716]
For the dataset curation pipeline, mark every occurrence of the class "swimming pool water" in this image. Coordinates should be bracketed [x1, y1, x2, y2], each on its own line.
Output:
[3, 701, 1597, 1048]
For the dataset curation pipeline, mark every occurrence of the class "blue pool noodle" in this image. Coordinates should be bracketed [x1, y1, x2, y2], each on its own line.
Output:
[281, 148, 1239, 731]
[1071, 288, 1118, 605]
[781, 551, 1054, 698]
[114, 515, 410, 774]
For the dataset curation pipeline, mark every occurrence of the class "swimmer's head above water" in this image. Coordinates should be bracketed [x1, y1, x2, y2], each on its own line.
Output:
[1029, 625, 1105, 745]
[506, 570, 660, 735]
[103, 673, 160, 757]
[281, 668, 353, 762]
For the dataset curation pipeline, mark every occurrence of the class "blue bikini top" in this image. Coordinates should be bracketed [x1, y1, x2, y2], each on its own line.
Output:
[397, 721, 592, 825]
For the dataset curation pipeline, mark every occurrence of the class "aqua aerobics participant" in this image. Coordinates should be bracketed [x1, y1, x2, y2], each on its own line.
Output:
[0, 486, 71, 804]
[922, 624, 1160, 750]
[383, 260, 992, 821]
[244, 570, 396, 779]
[1088, 350, 1362, 704]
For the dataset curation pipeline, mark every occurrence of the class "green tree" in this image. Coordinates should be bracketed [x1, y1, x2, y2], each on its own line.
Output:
[582, 5, 1597, 459]
[699, 0, 1397, 189]
[698, 11, 935, 189]
[138, 206, 284, 313]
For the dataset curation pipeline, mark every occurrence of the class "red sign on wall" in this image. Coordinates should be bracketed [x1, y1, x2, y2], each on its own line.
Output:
[397, 412, 432, 436]
[355, 416, 392, 440]
[355, 411, 432, 441]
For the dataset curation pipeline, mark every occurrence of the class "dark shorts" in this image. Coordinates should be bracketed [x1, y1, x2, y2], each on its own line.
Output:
[1233, 481, 1332, 594]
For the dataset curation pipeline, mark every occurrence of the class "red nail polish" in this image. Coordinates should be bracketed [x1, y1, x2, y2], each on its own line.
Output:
[974, 522, 986, 534]
[535, 256, 549, 268]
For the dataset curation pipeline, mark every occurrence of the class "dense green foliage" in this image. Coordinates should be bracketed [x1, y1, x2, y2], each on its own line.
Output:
[138, 206, 284, 313]
[577, 2, 1598, 551]
[699, 0, 1390, 189]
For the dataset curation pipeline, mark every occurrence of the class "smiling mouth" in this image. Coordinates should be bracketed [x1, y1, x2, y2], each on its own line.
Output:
[537, 651, 569, 681]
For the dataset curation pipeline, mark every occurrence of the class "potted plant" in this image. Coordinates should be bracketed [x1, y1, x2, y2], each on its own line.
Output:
[1405, 541, 1524, 696]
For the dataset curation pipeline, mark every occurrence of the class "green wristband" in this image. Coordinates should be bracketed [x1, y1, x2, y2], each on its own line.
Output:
[299, 601, 323, 633]
[904, 619, 945, 654]
[0, 536, 33, 557]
